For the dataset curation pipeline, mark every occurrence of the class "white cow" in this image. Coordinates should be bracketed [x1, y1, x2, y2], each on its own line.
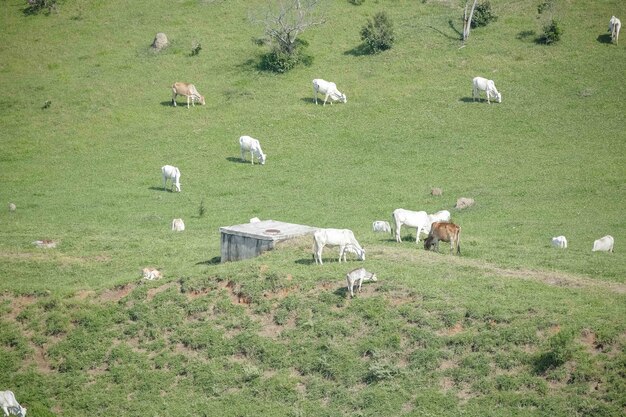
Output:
[313, 228, 365, 265]
[472, 76, 502, 104]
[171, 82, 205, 108]
[609, 16, 621, 45]
[428, 210, 451, 224]
[346, 267, 377, 298]
[249, 217, 261, 223]
[372, 220, 392, 233]
[239, 136, 266, 165]
[312, 79, 347, 106]
[0, 391, 26, 417]
[592, 235, 614, 252]
[551, 236, 567, 249]
[392, 208, 432, 244]
[171, 218, 185, 231]
[161, 165, 181, 192]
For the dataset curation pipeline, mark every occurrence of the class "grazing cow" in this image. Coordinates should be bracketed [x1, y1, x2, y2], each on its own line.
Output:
[171, 82, 205, 108]
[313, 228, 365, 265]
[171, 218, 185, 231]
[239, 136, 266, 165]
[551, 236, 567, 249]
[346, 267, 377, 298]
[312, 79, 347, 106]
[392, 208, 432, 244]
[609, 16, 621, 45]
[424, 221, 461, 255]
[372, 220, 392, 234]
[429, 210, 451, 224]
[0, 391, 26, 417]
[472, 76, 502, 104]
[592, 235, 614, 252]
[161, 165, 181, 192]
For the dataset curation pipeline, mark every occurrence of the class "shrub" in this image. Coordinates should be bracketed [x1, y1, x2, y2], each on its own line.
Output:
[360, 11, 395, 53]
[471, 1, 498, 28]
[259, 40, 313, 73]
[191, 41, 202, 56]
[349, 0, 365, 4]
[26, 0, 56, 14]
[537, 0, 554, 14]
[537, 19, 562, 44]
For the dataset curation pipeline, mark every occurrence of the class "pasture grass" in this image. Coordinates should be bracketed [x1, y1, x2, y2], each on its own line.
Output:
[1, 0, 625, 415]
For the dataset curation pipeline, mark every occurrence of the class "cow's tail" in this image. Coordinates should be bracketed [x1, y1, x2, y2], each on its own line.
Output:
[456, 226, 462, 255]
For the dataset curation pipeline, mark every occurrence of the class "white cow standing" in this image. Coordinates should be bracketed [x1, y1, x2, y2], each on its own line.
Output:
[592, 235, 614, 252]
[428, 210, 451, 224]
[239, 136, 266, 165]
[161, 165, 181, 192]
[171, 218, 185, 231]
[0, 391, 26, 417]
[392, 208, 432, 244]
[609, 16, 621, 45]
[313, 228, 365, 265]
[551, 236, 567, 249]
[312, 79, 347, 106]
[472, 76, 502, 104]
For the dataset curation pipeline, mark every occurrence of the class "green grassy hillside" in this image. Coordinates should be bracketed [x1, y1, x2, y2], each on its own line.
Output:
[1, 0, 625, 415]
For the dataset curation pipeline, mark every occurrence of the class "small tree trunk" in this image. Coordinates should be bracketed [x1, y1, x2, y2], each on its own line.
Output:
[462, 0, 478, 42]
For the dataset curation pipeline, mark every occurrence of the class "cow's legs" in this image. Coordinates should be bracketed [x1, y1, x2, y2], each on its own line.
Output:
[172, 92, 177, 106]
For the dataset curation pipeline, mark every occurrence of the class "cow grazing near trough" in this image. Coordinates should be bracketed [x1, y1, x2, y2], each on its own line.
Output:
[0, 390, 26, 417]
[429, 210, 451, 224]
[392, 208, 432, 244]
[239, 136, 266, 165]
[424, 221, 461, 255]
[609, 16, 621, 44]
[171, 82, 205, 108]
[161, 165, 181, 192]
[313, 228, 365, 265]
[312, 79, 347, 106]
[592, 235, 614, 252]
[346, 267, 377, 298]
[372, 220, 392, 234]
[472, 76, 502, 104]
[551, 236, 567, 249]
[171, 218, 185, 231]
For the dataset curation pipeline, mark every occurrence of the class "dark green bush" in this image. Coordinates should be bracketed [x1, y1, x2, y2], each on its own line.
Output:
[471, 1, 498, 28]
[259, 40, 313, 73]
[537, 19, 562, 44]
[360, 11, 395, 53]
[26, 0, 57, 14]
[349, 0, 365, 4]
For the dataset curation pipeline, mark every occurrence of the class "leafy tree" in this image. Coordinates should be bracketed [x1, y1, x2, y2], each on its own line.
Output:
[537, 19, 562, 44]
[471, 1, 498, 28]
[360, 11, 395, 53]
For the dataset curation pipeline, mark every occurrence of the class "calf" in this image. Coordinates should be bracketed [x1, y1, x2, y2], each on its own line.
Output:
[161, 165, 181, 192]
[472, 76, 502, 104]
[346, 267, 377, 298]
[0, 390, 26, 417]
[372, 220, 392, 234]
[171, 82, 205, 108]
[239, 136, 266, 165]
[424, 221, 461, 255]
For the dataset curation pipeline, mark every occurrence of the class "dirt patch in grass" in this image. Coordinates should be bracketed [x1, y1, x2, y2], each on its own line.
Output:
[100, 284, 134, 302]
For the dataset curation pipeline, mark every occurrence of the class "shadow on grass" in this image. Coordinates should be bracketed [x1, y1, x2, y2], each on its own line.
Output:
[333, 287, 349, 298]
[516, 30, 536, 42]
[426, 23, 462, 41]
[344, 43, 371, 57]
[448, 20, 463, 39]
[148, 186, 172, 192]
[295, 257, 316, 265]
[196, 257, 221, 266]
[226, 156, 248, 164]
[597, 33, 613, 44]
[300, 97, 318, 105]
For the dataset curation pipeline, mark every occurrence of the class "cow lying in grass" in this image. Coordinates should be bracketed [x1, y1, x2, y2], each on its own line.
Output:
[424, 221, 461, 255]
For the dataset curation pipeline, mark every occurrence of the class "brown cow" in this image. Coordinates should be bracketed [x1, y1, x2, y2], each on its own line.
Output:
[424, 221, 461, 255]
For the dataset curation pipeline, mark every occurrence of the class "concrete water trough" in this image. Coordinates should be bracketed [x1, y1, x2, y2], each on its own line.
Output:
[220, 219, 317, 262]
